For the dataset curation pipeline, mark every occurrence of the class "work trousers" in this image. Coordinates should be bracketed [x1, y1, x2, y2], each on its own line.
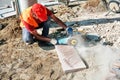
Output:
[22, 18, 51, 44]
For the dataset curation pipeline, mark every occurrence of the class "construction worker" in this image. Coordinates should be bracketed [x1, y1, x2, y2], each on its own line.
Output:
[20, 3, 72, 45]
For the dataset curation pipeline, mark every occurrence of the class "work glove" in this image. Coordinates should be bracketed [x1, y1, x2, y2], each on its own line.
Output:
[50, 39, 57, 45]
[66, 27, 73, 36]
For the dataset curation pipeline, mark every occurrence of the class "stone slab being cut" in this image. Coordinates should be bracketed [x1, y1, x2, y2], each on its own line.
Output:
[55, 45, 86, 73]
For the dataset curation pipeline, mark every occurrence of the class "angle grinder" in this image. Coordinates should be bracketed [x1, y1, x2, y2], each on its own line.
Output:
[57, 28, 85, 46]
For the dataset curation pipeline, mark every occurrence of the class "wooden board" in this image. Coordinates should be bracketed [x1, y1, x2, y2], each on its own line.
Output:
[55, 45, 86, 73]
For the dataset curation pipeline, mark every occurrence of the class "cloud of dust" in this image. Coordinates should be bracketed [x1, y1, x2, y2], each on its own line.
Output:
[74, 36, 120, 80]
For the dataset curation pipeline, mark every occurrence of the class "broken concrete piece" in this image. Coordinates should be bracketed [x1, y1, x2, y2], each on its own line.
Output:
[55, 45, 86, 73]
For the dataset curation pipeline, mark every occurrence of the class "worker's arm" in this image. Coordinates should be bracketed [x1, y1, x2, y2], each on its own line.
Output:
[50, 14, 67, 29]
[22, 20, 51, 42]
[46, 8, 68, 30]
[47, 8, 73, 35]
[31, 30, 51, 42]
[50, 14, 74, 35]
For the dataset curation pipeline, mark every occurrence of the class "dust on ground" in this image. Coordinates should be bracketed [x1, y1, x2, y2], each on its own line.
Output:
[0, 0, 120, 80]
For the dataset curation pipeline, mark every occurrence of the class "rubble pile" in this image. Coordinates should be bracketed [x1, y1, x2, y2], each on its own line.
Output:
[84, 21, 120, 48]
[0, 17, 21, 40]
[52, 5, 79, 22]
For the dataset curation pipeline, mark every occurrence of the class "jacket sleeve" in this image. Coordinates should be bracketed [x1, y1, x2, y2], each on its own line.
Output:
[46, 8, 53, 16]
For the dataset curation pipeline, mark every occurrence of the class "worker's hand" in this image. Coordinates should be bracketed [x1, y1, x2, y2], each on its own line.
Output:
[50, 39, 57, 45]
[66, 27, 73, 35]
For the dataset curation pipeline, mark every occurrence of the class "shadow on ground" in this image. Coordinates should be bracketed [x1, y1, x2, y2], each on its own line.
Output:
[38, 41, 55, 50]
[66, 17, 120, 26]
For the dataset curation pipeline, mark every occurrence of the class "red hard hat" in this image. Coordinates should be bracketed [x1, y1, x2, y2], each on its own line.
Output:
[32, 3, 48, 22]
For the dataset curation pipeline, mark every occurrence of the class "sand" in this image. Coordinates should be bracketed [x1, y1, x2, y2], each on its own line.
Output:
[0, 0, 120, 80]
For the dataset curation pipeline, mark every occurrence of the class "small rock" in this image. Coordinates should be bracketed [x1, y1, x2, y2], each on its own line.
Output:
[0, 24, 3, 30]
[20, 73, 30, 80]
[85, 33, 101, 42]
[0, 39, 6, 45]
[103, 41, 113, 46]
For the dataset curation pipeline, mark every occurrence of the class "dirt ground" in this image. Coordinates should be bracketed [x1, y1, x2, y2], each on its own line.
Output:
[0, 0, 120, 80]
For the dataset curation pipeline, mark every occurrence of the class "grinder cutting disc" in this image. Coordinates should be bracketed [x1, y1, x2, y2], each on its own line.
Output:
[68, 38, 78, 46]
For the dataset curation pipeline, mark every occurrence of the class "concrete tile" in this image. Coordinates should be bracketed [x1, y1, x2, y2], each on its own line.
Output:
[55, 45, 86, 73]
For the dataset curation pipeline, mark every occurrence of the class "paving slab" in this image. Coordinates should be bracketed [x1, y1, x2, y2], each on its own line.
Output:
[55, 45, 86, 73]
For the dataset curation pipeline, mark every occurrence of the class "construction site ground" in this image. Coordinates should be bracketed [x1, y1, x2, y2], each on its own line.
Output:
[0, 0, 120, 80]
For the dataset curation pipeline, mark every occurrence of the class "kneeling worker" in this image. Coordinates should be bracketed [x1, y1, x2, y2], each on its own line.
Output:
[20, 3, 72, 45]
